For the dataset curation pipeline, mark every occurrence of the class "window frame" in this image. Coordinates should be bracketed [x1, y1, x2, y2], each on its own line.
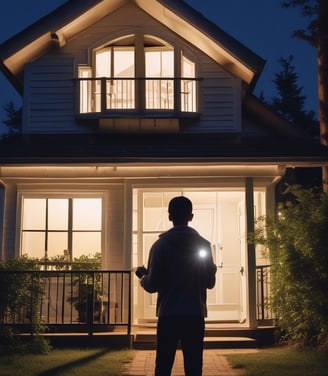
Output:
[77, 34, 199, 116]
[18, 192, 105, 261]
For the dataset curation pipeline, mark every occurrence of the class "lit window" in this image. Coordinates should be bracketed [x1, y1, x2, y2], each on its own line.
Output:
[78, 35, 197, 114]
[145, 48, 174, 110]
[21, 198, 102, 260]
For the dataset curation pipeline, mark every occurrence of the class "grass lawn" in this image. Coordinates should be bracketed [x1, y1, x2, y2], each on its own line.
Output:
[226, 346, 328, 376]
[0, 348, 135, 376]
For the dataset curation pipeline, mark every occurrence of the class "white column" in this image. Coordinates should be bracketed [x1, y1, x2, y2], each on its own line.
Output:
[245, 177, 257, 328]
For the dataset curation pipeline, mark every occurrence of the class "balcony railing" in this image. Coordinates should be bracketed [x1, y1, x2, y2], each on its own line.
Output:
[0, 270, 131, 335]
[77, 77, 198, 114]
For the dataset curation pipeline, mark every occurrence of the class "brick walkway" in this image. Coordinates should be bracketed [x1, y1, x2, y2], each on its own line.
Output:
[123, 349, 257, 376]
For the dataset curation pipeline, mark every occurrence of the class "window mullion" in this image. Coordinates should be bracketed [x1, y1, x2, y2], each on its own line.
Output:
[68, 198, 73, 262]
[45, 199, 49, 259]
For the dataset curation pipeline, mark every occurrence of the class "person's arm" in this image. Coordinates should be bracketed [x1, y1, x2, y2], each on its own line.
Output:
[140, 244, 162, 293]
[205, 244, 217, 289]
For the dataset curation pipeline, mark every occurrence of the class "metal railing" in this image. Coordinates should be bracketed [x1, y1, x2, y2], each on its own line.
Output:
[256, 265, 274, 322]
[1, 265, 273, 334]
[78, 77, 198, 114]
[0, 270, 132, 335]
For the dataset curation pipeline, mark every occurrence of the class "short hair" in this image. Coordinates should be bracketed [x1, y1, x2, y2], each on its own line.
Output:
[168, 196, 192, 222]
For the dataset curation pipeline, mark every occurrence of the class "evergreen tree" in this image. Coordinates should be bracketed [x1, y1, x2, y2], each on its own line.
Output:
[2, 101, 22, 137]
[282, 0, 328, 190]
[270, 55, 319, 138]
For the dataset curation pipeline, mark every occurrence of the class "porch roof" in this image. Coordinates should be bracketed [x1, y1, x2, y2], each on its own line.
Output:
[0, 133, 327, 166]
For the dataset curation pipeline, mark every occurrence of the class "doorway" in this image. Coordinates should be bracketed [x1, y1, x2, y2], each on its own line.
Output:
[132, 189, 247, 323]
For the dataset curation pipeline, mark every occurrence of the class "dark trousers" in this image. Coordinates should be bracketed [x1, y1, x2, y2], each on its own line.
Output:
[155, 316, 205, 376]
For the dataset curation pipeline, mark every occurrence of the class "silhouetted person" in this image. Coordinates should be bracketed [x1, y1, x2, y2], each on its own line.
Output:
[136, 196, 217, 376]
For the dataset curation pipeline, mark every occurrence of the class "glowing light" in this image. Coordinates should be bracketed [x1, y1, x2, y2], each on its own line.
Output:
[199, 249, 207, 259]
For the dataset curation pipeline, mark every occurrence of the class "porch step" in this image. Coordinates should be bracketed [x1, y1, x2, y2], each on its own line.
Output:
[133, 326, 276, 349]
[133, 334, 257, 350]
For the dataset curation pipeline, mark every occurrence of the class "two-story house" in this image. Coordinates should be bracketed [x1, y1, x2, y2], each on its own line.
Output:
[0, 0, 327, 344]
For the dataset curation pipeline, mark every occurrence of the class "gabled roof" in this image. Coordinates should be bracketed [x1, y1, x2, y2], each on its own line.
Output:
[0, 0, 265, 95]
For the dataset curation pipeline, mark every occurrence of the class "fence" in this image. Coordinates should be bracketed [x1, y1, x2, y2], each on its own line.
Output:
[0, 270, 131, 335]
[1, 266, 273, 335]
[256, 265, 274, 322]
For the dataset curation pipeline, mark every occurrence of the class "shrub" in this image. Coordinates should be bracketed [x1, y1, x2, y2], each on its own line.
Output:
[0, 255, 51, 353]
[252, 185, 328, 348]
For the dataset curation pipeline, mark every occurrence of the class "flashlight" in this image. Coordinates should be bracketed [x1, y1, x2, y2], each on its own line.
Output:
[198, 249, 207, 259]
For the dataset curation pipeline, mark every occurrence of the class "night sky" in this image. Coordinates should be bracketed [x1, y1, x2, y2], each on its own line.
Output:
[0, 0, 318, 133]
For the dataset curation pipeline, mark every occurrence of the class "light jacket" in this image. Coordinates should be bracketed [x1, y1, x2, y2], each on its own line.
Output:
[141, 225, 217, 317]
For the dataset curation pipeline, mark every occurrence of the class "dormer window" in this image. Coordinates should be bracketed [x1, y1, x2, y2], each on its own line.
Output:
[78, 35, 198, 115]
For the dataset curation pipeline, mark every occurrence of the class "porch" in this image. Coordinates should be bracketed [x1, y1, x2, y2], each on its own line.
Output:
[0, 266, 275, 348]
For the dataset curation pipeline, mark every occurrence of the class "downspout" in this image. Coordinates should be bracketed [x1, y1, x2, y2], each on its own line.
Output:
[245, 177, 257, 328]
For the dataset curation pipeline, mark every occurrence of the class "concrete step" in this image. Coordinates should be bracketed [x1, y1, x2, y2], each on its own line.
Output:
[133, 333, 258, 350]
[133, 327, 275, 349]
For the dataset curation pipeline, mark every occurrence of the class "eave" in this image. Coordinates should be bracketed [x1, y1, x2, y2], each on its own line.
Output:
[0, 0, 265, 95]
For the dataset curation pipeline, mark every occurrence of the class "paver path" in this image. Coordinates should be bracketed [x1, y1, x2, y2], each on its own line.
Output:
[123, 349, 257, 376]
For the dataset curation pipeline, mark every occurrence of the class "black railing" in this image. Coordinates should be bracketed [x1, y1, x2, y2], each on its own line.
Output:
[0, 270, 131, 335]
[77, 77, 198, 114]
[256, 265, 274, 322]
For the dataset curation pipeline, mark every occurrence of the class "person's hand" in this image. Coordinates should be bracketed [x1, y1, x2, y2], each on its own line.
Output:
[135, 266, 148, 279]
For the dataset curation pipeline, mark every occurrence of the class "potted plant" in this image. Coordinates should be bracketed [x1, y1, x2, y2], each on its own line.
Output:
[68, 253, 102, 323]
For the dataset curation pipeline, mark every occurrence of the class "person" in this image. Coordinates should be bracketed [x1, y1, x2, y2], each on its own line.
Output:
[136, 196, 217, 376]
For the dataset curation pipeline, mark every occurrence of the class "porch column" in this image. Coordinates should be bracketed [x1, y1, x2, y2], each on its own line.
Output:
[0, 183, 4, 259]
[245, 177, 257, 328]
[2, 183, 17, 260]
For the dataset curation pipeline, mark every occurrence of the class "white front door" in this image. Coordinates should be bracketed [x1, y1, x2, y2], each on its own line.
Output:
[133, 189, 247, 322]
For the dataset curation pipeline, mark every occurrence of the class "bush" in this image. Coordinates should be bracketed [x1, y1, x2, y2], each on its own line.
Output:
[0, 255, 51, 353]
[253, 185, 328, 348]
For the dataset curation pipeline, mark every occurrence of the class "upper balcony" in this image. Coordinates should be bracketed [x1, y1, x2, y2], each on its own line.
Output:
[77, 76, 200, 118]
[76, 35, 200, 128]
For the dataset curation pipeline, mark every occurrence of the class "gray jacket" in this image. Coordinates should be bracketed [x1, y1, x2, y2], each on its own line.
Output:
[141, 225, 217, 317]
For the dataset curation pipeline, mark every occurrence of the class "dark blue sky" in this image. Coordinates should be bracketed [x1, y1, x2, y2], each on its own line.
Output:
[0, 0, 318, 132]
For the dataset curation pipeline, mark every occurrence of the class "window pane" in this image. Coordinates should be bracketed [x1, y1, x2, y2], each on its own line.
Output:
[181, 55, 196, 112]
[73, 232, 101, 259]
[73, 198, 102, 231]
[96, 48, 111, 77]
[21, 232, 45, 259]
[48, 199, 68, 230]
[114, 48, 135, 77]
[48, 232, 68, 259]
[145, 49, 174, 77]
[22, 199, 46, 230]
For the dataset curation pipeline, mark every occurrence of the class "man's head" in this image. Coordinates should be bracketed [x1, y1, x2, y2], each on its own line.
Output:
[168, 196, 193, 225]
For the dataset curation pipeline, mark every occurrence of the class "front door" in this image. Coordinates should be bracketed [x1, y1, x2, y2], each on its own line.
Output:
[133, 189, 247, 322]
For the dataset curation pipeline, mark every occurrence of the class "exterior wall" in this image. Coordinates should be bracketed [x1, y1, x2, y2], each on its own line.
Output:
[22, 3, 241, 135]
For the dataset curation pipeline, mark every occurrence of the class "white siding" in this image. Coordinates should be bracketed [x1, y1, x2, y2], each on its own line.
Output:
[196, 56, 241, 133]
[23, 55, 79, 134]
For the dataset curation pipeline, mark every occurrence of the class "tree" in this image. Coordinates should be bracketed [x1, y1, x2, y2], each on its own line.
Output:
[270, 55, 319, 138]
[282, 0, 328, 190]
[1, 101, 22, 137]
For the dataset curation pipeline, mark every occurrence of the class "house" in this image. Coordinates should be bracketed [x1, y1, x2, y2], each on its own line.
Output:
[0, 0, 327, 346]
